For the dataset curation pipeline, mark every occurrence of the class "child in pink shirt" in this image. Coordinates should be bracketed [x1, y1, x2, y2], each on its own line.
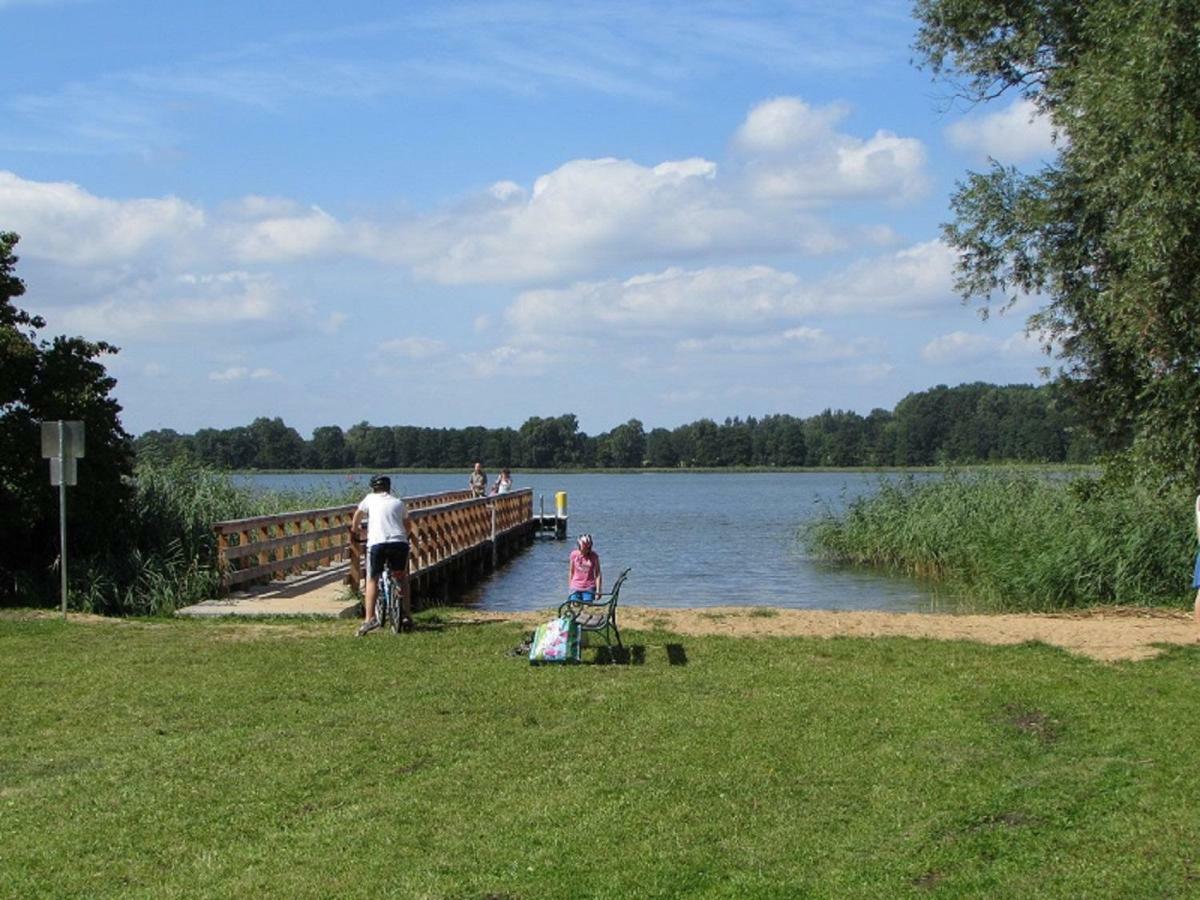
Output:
[568, 533, 602, 603]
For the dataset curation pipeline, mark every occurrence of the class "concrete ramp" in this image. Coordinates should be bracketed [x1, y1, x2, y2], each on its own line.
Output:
[177, 564, 360, 618]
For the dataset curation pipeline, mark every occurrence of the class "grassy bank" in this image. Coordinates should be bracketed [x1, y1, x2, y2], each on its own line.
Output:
[806, 472, 1194, 611]
[3, 613, 1199, 897]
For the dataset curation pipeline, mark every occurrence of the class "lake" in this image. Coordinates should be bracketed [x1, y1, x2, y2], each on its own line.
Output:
[242, 471, 958, 613]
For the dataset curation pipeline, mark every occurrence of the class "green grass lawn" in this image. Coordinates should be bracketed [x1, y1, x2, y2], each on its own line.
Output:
[2, 612, 1198, 898]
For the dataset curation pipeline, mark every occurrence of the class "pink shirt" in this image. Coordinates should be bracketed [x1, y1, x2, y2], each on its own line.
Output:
[569, 549, 599, 592]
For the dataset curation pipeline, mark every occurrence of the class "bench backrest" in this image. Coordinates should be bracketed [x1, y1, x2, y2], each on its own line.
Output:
[606, 568, 631, 610]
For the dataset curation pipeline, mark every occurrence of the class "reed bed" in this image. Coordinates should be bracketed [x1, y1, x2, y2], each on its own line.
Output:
[806, 472, 1196, 610]
[75, 460, 360, 616]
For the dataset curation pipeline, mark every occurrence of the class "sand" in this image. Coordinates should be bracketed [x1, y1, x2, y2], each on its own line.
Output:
[465, 605, 1199, 663]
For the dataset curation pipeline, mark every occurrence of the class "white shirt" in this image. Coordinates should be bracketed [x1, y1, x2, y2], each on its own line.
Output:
[357, 492, 407, 546]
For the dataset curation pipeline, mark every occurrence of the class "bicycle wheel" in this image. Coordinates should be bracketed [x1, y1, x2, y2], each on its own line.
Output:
[377, 563, 391, 628]
[389, 574, 403, 634]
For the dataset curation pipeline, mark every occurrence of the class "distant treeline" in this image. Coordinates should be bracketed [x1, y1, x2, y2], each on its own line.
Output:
[135, 382, 1105, 470]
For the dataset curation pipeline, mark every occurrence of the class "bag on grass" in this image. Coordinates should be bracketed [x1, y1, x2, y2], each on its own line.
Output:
[528, 616, 580, 664]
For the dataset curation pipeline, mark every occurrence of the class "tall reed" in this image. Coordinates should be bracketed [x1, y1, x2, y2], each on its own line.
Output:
[805, 471, 1196, 610]
[75, 460, 360, 615]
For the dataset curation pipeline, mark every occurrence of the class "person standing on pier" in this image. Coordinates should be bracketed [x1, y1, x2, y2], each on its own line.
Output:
[352, 475, 411, 637]
[469, 461, 488, 497]
[568, 533, 602, 603]
[492, 468, 512, 495]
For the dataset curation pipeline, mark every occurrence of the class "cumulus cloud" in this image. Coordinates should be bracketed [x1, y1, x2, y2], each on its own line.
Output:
[0, 170, 204, 266]
[224, 205, 344, 262]
[375, 337, 446, 359]
[920, 328, 1048, 364]
[919, 331, 995, 364]
[56, 270, 297, 342]
[945, 97, 1058, 162]
[677, 327, 876, 361]
[209, 366, 281, 382]
[734, 97, 929, 206]
[457, 344, 562, 378]
[384, 155, 798, 284]
[0, 93, 932, 288]
[816, 240, 956, 315]
[506, 240, 956, 337]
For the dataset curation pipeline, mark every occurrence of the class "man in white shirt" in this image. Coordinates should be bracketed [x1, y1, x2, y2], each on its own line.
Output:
[351, 475, 411, 636]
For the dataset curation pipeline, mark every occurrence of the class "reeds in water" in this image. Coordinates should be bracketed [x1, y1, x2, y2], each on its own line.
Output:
[805, 471, 1196, 610]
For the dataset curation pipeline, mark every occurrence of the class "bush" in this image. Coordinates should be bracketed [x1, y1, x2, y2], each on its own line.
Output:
[805, 471, 1196, 610]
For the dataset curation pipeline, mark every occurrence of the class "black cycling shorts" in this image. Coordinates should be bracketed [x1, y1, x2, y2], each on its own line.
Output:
[367, 541, 409, 580]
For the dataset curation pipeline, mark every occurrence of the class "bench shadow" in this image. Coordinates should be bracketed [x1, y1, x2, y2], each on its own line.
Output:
[592, 644, 646, 666]
[665, 643, 688, 666]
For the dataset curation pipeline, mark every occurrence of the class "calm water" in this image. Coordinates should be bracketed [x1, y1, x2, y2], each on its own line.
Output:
[242, 471, 958, 613]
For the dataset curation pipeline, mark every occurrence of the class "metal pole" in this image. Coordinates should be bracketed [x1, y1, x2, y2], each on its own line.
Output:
[58, 420, 67, 619]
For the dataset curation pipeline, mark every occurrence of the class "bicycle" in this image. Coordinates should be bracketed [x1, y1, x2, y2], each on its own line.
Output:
[375, 557, 412, 634]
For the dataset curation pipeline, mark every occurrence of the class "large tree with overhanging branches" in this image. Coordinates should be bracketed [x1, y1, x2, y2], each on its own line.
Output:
[0, 232, 133, 603]
[914, 0, 1200, 485]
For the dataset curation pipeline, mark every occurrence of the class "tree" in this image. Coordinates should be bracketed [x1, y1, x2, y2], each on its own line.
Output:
[0, 232, 133, 602]
[604, 419, 646, 468]
[309, 425, 348, 468]
[914, 0, 1200, 484]
[247, 416, 305, 469]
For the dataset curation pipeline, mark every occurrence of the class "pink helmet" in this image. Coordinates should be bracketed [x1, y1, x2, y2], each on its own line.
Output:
[577, 533, 593, 552]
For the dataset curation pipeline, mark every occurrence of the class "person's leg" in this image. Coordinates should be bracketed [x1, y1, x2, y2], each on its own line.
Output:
[358, 547, 381, 634]
[364, 576, 378, 623]
[1194, 589, 1199, 624]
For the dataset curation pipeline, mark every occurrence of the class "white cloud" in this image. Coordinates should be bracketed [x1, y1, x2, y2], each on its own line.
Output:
[676, 327, 874, 362]
[225, 205, 344, 262]
[920, 328, 1048, 364]
[385, 155, 789, 285]
[817, 240, 956, 315]
[375, 337, 446, 359]
[946, 97, 1058, 162]
[507, 240, 957, 337]
[209, 366, 280, 383]
[734, 97, 929, 206]
[56, 270, 296, 342]
[920, 331, 995, 364]
[0, 170, 204, 266]
[457, 344, 562, 378]
[0, 94, 932, 289]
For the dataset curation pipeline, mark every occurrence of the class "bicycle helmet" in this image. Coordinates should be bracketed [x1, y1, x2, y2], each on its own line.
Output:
[577, 533, 593, 552]
[369, 474, 391, 491]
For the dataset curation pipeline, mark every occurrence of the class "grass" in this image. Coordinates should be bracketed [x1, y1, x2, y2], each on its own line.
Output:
[3, 612, 1200, 897]
[805, 471, 1196, 612]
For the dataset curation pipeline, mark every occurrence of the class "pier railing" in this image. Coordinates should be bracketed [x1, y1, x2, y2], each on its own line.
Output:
[348, 489, 534, 592]
[212, 488, 533, 591]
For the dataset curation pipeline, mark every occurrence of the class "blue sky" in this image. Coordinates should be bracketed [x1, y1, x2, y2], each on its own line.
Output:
[0, 0, 1057, 437]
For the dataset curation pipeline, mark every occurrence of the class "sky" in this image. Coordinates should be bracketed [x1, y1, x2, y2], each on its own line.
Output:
[0, 0, 1058, 438]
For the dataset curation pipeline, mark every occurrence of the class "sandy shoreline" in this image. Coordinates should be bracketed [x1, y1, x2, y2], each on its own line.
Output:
[463, 605, 1198, 663]
[6, 605, 1196, 663]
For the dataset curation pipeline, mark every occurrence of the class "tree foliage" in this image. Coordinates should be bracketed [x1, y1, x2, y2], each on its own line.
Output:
[0, 233, 133, 602]
[134, 382, 1098, 471]
[914, 0, 1200, 484]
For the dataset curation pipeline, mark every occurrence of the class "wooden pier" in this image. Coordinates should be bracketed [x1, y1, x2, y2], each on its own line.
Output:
[210, 487, 544, 608]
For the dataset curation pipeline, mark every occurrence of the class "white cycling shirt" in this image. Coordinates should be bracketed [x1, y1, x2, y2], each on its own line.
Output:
[357, 492, 407, 546]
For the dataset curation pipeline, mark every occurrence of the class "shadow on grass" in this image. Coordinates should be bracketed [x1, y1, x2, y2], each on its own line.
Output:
[589, 642, 688, 666]
[591, 644, 647, 665]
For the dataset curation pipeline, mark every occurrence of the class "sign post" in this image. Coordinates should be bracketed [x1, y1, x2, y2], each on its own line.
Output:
[41, 420, 84, 619]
